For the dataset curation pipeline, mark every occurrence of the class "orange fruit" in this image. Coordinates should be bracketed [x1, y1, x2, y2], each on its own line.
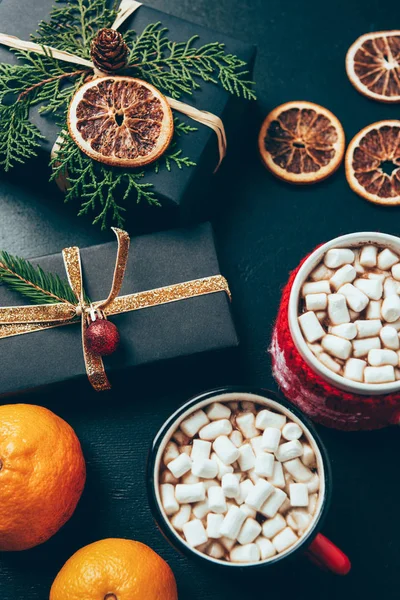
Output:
[0, 404, 86, 551]
[345, 120, 400, 205]
[346, 31, 400, 103]
[68, 76, 174, 167]
[259, 101, 345, 184]
[50, 538, 178, 600]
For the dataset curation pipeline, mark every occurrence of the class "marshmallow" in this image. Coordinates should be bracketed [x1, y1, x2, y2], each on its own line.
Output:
[192, 458, 218, 479]
[220, 536, 236, 551]
[206, 542, 225, 559]
[377, 248, 399, 270]
[203, 479, 220, 491]
[239, 505, 256, 520]
[168, 453, 192, 478]
[330, 264, 356, 290]
[327, 294, 350, 325]
[160, 483, 179, 516]
[354, 278, 383, 300]
[392, 263, 400, 280]
[213, 436, 240, 465]
[211, 452, 234, 479]
[268, 461, 286, 488]
[183, 519, 208, 548]
[199, 419, 232, 441]
[302, 280, 331, 296]
[306, 474, 320, 493]
[352, 337, 381, 358]
[180, 410, 209, 437]
[275, 440, 303, 462]
[388, 319, 400, 330]
[250, 435, 264, 456]
[245, 479, 274, 510]
[310, 263, 334, 281]
[298, 311, 325, 342]
[207, 513, 224, 539]
[384, 278, 399, 297]
[344, 358, 366, 382]
[238, 518, 262, 545]
[181, 445, 192, 456]
[260, 488, 288, 518]
[229, 430, 243, 447]
[305, 293, 328, 311]
[329, 323, 357, 340]
[381, 295, 400, 322]
[163, 441, 180, 465]
[256, 409, 286, 431]
[205, 402, 231, 421]
[208, 485, 227, 514]
[318, 352, 341, 373]
[321, 334, 352, 359]
[236, 412, 259, 439]
[324, 248, 355, 268]
[262, 427, 282, 452]
[272, 527, 298, 552]
[360, 245, 377, 267]
[192, 499, 210, 519]
[256, 536, 277, 559]
[261, 514, 286, 538]
[301, 444, 316, 468]
[237, 444, 256, 471]
[248, 469, 261, 485]
[230, 543, 260, 563]
[237, 479, 255, 505]
[368, 348, 398, 366]
[308, 493, 319, 515]
[191, 439, 212, 462]
[364, 366, 395, 383]
[219, 505, 247, 540]
[380, 326, 400, 350]
[355, 319, 382, 338]
[284, 458, 313, 482]
[175, 483, 206, 504]
[161, 471, 179, 485]
[171, 504, 191, 531]
[254, 452, 275, 477]
[181, 473, 200, 485]
[316, 311, 327, 321]
[338, 283, 369, 312]
[278, 497, 291, 515]
[286, 509, 312, 533]
[282, 422, 303, 441]
[222, 473, 240, 499]
[308, 342, 323, 356]
[366, 300, 382, 320]
[289, 483, 309, 507]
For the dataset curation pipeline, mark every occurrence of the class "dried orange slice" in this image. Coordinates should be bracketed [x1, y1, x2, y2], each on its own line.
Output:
[346, 31, 400, 103]
[258, 101, 345, 184]
[68, 76, 174, 167]
[345, 120, 400, 205]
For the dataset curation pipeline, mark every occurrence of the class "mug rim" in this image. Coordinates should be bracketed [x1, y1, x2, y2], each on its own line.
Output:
[288, 231, 400, 396]
[147, 385, 332, 569]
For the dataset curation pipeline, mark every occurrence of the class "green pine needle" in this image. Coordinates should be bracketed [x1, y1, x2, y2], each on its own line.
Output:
[0, 251, 88, 305]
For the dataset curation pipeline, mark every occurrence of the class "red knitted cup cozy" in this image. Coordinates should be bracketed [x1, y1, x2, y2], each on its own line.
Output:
[270, 249, 400, 431]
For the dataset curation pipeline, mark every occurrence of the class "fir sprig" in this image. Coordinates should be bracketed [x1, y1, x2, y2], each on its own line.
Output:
[0, 251, 86, 305]
[128, 23, 256, 100]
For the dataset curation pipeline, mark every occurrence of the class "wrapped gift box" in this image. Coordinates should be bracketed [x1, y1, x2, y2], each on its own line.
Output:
[0, 0, 256, 227]
[0, 223, 239, 397]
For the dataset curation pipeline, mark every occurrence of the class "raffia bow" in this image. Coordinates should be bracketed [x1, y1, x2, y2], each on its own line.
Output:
[0, 228, 231, 391]
[0, 0, 227, 170]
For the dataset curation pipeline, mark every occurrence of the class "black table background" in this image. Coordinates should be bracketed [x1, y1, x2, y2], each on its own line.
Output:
[0, 0, 399, 598]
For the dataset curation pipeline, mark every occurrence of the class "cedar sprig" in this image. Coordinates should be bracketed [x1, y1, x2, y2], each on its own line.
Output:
[128, 23, 256, 100]
[0, 251, 87, 305]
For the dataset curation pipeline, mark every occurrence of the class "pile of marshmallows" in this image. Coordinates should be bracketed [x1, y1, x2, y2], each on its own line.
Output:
[159, 401, 320, 564]
[299, 245, 400, 384]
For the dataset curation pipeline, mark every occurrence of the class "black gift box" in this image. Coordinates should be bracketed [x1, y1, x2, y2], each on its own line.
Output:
[0, 0, 256, 226]
[0, 223, 239, 397]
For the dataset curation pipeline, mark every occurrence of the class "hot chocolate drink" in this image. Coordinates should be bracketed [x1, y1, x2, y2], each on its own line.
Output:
[158, 399, 322, 564]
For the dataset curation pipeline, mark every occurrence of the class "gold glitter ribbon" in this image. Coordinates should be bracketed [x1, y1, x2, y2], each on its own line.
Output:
[0, 228, 231, 391]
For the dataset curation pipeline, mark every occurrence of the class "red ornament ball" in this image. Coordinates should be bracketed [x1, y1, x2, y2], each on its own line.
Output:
[85, 319, 120, 356]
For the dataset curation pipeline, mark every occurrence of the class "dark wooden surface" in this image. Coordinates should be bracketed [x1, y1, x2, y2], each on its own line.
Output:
[0, 0, 399, 598]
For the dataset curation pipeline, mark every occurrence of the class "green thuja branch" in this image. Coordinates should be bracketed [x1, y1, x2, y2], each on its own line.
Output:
[0, 251, 83, 305]
[128, 23, 256, 100]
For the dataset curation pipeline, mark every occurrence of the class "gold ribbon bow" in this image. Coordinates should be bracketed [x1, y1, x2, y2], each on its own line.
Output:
[0, 228, 231, 391]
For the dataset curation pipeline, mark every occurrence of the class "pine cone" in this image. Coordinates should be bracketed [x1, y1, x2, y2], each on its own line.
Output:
[90, 28, 129, 74]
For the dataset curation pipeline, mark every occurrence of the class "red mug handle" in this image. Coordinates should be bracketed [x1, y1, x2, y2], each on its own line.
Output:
[305, 533, 351, 575]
